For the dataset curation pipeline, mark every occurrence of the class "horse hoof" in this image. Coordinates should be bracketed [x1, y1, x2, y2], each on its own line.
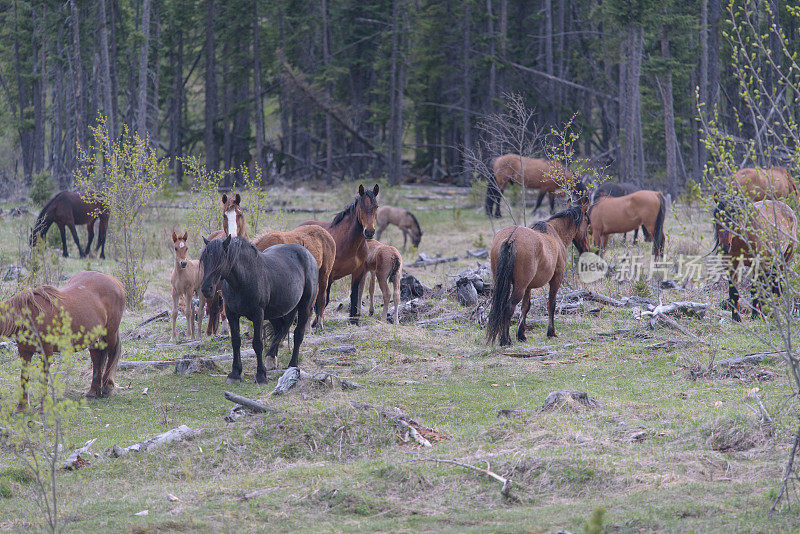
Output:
[547, 328, 557, 338]
[255, 375, 268, 385]
[85, 391, 99, 400]
[349, 317, 360, 326]
[517, 333, 527, 342]
[226, 376, 242, 385]
[732, 313, 742, 323]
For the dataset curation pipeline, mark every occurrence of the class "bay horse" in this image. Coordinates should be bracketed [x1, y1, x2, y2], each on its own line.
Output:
[375, 206, 423, 249]
[485, 154, 574, 217]
[253, 224, 336, 330]
[588, 190, 666, 259]
[30, 191, 109, 258]
[591, 181, 644, 243]
[200, 236, 317, 382]
[713, 199, 797, 322]
[486, 205, 590, 345]
[0, 271, 125, 408]
[364, 240, 403, 325]
[300, 184, 380, 325]
[731, 167, 798, 201]
[205, 192, 249, 336]
[170, 231, 206, 342]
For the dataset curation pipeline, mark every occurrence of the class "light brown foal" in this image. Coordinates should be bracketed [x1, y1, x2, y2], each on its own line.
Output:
[171, 231, 206, 341]
[364, 240, 403, 324]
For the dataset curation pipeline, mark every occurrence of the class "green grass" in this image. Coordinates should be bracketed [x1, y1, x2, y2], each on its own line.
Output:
[0, 184, 799, 532]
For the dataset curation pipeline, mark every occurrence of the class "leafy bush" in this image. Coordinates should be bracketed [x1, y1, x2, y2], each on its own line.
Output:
[29, 171, 55, 207]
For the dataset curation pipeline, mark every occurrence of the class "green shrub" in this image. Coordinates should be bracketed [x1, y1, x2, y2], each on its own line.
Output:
[29, 172, 55, 207]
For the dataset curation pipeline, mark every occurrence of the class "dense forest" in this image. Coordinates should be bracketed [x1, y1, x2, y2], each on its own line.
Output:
[0, 0, 791, 197]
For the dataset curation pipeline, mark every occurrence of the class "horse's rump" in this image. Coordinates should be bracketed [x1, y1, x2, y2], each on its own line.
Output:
[733, 167, 798, 201]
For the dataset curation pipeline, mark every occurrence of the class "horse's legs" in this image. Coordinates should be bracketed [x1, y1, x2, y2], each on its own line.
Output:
[728, 277, 742, 322]
[196, 293, 206, 339]
[16, 349, 34, 411]
[289, 286, 314, 368]
[534, 191, 547, 213]
[58, 224, 68, 257]
[375, 221, 388, 242]
[392, 271, 401, 326]
[632, 228, 638, 244]
[368, 271, 376, 316]
[313, 270, 327, 332]
[170, 289, 180, 342]
[593, 231, 603, 254]
[251, 309, 267, 384]
[546, 276, 562, 338]
[549, 192, 556, 214]
[516, 288, 532, 342]
[601, 234, 609, 254]
[87, 346, 107, 399]
[750, 282, 763, 320]
[349, 271, 366, 325]
[98, 216, 109, 259]
[184, 289, 195, 340]
[68, 223, 85, 258]
[378, 272, 392, 323]
[402, 230, 408, 250]
[101, 333, 121, 396]
[268, 315, 295, 369]
[227, 313, 243, 383]
[84, 220, 95, 256]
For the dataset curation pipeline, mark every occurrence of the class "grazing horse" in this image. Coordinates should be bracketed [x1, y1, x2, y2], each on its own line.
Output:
[253, 225, 336, 330]
[731, 167, 798, 201]
[301, 184, 380, 325]
[364, 240, 403, 325]
[30, 191, 109, 258]
[0, 271, 125, 407]
[588, 190, 666, 259]
[200, 236, 317, 382]
[485, 154, 575, 217]
[713, 200, 797, 322]
[591, 182, 644, 243]
[205, 193, 249, 336]
[375, 206, 423, 249]
[170, 231, 206, 342]
[487, 206, 590, 345]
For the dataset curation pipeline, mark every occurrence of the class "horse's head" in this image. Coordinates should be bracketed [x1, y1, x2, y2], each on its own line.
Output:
[713, 201, 738, 255]
[222, 193, 245, 237]
[572, 207, 591, 255]
[172, 231, 190, 268]
[200, 235, 232, 299]
[356, 184, 380, 239]
[406, 211, 423, 247]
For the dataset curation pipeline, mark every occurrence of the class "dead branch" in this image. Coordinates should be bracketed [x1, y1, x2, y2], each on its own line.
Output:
[409, 254, 459, 268]
[61, 438, 97, 470]
[715, 351, 785, 367]
[118, 349, 257, 370]
[111, 425, 201, 458]
[133, 310, 169, 329]
[271, 367, 307, 395]
[411, 457, 518, 501]
[351, 400, 439, 448]
[224, 391, 276, 413]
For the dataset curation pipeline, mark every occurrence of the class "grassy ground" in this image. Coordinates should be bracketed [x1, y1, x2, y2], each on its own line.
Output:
[1, 182, 799, 533]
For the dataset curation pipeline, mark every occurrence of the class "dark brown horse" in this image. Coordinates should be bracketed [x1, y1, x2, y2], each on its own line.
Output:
[588, 190, 666, 259]
[301, 184, 379, 325]
[253, 225, 337, 330]
[205, 193, 249, 336]
[486, 206, 590, 345]
[30, 191, 109, 258]
[0, 271, 125, 408]
[714, 199, 797, 321]
[486, 154, 576, 217]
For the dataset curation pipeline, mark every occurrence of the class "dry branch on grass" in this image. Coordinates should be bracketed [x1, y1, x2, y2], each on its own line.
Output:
[224, 391, 276, 413]
[715, 351, 785, 367]
[271, 367, 362, 395]
[133, 310, 169, 329]
[411, 457, 518, 501]
[350, 400, 444, 448]
[61, 438, 98, 470]
[408, 253, 459, 268]
[110, 425, 201, 458]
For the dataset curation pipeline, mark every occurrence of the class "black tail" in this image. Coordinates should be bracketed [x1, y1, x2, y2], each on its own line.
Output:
[485, 173, 501, 217]
[486, 239, 516, 345]
[388, 255, 401, 283]
[653, 193, 666, 258]
[30, 193, 59, 246]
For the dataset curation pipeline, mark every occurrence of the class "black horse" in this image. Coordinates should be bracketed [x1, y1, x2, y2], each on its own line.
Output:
[591, 181, 645, 243]
[30, 191, 109, 258]
[200, 235, 318, 384]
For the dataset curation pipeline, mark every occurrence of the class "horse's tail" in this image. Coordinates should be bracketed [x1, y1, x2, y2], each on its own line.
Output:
[653, 193, 667, 257]
[206, 290, 223, 336]
[485, 172, 502, 217]
[30, 193, 59, 246]
[486, 239, 516, 345]
[388, 254, 401, 284]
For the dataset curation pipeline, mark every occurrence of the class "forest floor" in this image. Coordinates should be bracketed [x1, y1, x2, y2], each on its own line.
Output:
[1, 182, 799, 533]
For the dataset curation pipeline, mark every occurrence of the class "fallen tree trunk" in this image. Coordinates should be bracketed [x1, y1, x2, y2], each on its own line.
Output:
[61, 438, 97, 470]
[411, 457, 518, 501]
[224, 391, 276, 413]
[111, 425, 201, 458]
[134, 310, 169, 329]
[409, 254, 459, 268]
[350, 400, 440, 448]
[715, 351, 786, 367]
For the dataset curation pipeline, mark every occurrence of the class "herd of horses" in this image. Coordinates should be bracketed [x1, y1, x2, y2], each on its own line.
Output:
[3, 156, 799, 405]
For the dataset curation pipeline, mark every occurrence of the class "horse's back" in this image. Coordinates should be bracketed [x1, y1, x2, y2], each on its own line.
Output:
[734, 167, 797, 200]
[491, 225, 560, 289]
[59, 271, 125, 331]
[752, 200, 798, 255]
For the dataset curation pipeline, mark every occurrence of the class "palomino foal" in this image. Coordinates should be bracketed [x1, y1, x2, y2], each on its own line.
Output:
[171, 231, 206, 341]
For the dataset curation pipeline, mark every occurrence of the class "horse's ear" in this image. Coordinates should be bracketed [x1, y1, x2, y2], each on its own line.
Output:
[172, 231, 178, 242]
[358, 184, 365, 196]
[373, 184, 380, 197]
[223, 234, 231, 250]
[234, 193, 241, 205]
[203, 236, 210, 246]
[222, 193, 228, 205]
[181, 231, 188, 241]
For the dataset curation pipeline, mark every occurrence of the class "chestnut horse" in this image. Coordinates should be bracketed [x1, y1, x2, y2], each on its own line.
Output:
[253, 225, 336, 330]
[375, 206, 423, 249]
[30, 191, 109, 258]
[713, 199, 797, 321]
[364, 240, 403, 325]
[591, 181, 644, 243]
[487, 206, 590, 345]
[485, 154, 575, 217]
[205, 193, 249, 336]
[170, 231, 206, 341]
[301, 184, 379, 325]
[588, 190, 666, 259]
[732, 167, 798, 201]
[0, 271, 125, 408]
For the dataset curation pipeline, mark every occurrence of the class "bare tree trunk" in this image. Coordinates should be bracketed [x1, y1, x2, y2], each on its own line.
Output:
[486, 0, 496, 112]
[169, 27, 184, 183]
[659, 26, 678, 198]
[708, 0, 720, 111]
[151, 2, 160, 140]
[253, 0, 266, 180]
[698, 0, 708, 180]
[204, 0, 219, 171]
[462, 0, 472, 184]
[70, 0, 86, 151]
[618, 30, 630, 179]
[388, 0, 403, 185]
[110, 0, 119, 132]
[498, 0, 507, 94]
[136, 0, 152, 139]
[98, 0, 116, 140]
[544, 0, 554, 120]
[33, 3, 46, 174]
[52, 25, 66, 186]
[321, 0, 333, 184]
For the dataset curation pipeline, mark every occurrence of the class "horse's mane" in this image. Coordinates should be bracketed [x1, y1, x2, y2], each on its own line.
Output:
[548, 205, 584, 227]
[5, 286, 61, 319]
[330, 191, 376, 228]
[405, 210, 422, 236]
[530, 221, 549, 233]
[33, 192, 64, 233]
